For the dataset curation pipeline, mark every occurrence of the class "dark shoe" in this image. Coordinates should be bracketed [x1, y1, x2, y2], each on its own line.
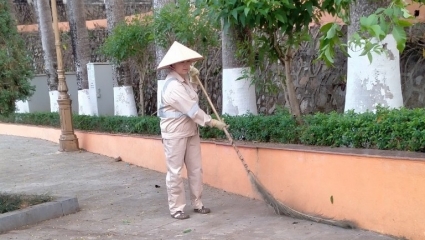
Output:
[194, 206, 211, 214]
[171, 211, 190, 220]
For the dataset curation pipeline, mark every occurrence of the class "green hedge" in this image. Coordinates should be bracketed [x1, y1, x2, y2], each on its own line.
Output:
[0, 112, 161, 135]
[1, 107, 425, 152]
[299, 107, 425, 151]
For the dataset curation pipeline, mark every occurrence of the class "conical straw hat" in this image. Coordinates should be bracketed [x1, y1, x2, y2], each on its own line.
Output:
[157, 41, 204, 70]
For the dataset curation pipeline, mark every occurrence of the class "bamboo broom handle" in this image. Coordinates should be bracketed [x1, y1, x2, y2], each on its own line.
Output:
[195, 76, 251, 173]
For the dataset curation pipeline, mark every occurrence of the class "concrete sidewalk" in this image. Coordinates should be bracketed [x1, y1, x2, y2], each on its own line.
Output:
[0, 135, 396, 240]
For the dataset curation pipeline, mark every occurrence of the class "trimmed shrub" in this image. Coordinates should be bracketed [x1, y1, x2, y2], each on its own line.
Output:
[1, 107, 425, 152]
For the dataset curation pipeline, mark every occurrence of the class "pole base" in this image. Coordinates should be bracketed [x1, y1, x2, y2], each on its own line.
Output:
[59, 134, 79, 152]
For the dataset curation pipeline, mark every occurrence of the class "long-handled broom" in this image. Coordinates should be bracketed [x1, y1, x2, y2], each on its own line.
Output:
[191, 68, 355, 229]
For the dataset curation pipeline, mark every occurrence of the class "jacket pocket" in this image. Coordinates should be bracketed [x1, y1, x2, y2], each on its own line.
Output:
[187, 87, 198, 101]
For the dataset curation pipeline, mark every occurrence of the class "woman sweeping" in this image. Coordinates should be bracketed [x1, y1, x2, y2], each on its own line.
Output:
[157, 41, 227, 220]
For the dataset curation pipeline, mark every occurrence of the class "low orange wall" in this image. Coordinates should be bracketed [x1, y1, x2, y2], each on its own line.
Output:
[1, 123, 424, 240]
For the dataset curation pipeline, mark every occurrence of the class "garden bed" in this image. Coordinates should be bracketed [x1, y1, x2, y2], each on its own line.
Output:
[0, 193, 53, 214]
[0, 193, 79, 234]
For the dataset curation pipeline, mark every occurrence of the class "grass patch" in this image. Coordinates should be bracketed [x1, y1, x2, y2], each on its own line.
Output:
[0, 193, 53, 214]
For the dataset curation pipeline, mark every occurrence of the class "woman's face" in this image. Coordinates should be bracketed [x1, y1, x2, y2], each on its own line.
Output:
[171, 60, 192, 76]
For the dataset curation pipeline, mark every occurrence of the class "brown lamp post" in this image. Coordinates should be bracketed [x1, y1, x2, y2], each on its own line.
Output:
[50, 0, 79, 151]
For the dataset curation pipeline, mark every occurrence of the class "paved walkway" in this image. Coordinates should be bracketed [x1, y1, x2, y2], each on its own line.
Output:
[0, 135, 396, 240]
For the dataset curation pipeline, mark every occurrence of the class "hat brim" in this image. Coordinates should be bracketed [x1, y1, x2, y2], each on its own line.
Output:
[157, 41, 204, 70]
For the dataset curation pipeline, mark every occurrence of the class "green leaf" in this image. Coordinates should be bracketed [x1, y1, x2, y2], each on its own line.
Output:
[325, 47, 335, 64]
[231, 9, 239, 20]
[392, 25, 407, 52]
[244, 7, 250, 16]
[239, 12, 246, 26]
[396, 19, 412, 27]
[359, 41, 375, 57]
[384, 8, 393, 17]
[326, 25, 336, 39]
[350, 32, 361, 42]
[367, 52, 373, 63]
[379, 16, 389, 33]
[275, 13, 286, 23]
[370, 25, 385, 39]
[393, 7, 402, 17]
[305, 1, 313, 16]
[359, 16, 368, 28]
[360, 14, 378, 27]
[320, 22, 334, 33]
[375, 8, 386, 14]
[401, 8, 412, 18]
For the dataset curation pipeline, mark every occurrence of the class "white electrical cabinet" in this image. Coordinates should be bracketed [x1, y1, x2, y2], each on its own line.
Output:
[15, 73, 78, 114]
[87, 63, 114, 116]
[15, 75, 49, 113]
[64, 73, 79, 114]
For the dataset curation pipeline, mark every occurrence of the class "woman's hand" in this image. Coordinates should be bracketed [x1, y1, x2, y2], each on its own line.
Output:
[189, 65, 201, 85]
[209, 119, 228, 130]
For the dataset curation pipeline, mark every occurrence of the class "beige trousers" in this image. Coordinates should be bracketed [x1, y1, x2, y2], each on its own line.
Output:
[162, 134, 204, 215]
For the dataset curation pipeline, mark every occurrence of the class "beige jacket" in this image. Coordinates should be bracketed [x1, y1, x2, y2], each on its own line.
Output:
[159, 71, 212, 139]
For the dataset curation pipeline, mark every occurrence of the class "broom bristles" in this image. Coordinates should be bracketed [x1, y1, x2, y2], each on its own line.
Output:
[248, 172, 356, 229]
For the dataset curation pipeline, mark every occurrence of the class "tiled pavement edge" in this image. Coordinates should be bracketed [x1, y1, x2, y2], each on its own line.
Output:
[0, 134, 398, 240]
[0, 196, 79, 233]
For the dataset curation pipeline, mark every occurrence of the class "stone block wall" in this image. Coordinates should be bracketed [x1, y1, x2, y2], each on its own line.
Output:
[21, 27, 425, 115]
[12, 0, 152, 25]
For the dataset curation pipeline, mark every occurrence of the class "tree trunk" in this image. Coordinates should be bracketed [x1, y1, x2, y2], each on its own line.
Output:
[154, 0, 174, 117]
[221, 25, 257, 116]
[65, 0, 93, 115]
[104, 0, 131, 87]
[65, 0, 90, 90]
[6, 0, 16, 23]
[137, 64, 147, 116]
[345, 0, 403, 112]
[33, 0, 58, 91]
[283, 48, 301, 118]
[270, 32, 301, 118]
[105, 0, 137, 116]
[153, 0, 174, 80]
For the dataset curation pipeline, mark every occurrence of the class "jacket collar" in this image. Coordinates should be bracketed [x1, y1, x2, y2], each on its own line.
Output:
[168, 71, 187, 83]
